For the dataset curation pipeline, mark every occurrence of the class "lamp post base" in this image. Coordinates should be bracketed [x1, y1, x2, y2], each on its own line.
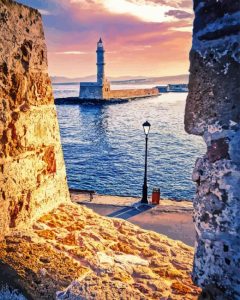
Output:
[141, 184, 148, 204]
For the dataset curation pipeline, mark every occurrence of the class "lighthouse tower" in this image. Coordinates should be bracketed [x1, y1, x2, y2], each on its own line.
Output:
[96, 38, 105, 85]
[79, 38, 158, 100]
[79, 38, 110, 99]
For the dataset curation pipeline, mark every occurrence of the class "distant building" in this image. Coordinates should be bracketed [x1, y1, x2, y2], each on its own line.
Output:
[156, 84, 188, 93]
[79, 38, 159, 100]
[168, 84, 188, 92]
[156, 85, 169, 93]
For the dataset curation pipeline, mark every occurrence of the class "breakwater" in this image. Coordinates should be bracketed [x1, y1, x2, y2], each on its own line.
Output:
[107, 87, 159, 99]
[55, 90, 159, 105]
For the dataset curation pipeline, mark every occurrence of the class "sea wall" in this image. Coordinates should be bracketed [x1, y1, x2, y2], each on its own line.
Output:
[185, 0, 240, 298]
[0, 0, 70, 239]
[107, 87, 159, 99]
[79, 85, 159, 100]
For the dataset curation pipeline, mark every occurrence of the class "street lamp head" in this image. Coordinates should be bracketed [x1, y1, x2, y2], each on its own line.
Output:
[143, 121, 151, 136]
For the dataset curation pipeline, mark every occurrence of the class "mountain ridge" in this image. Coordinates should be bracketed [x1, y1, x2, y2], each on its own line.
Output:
[51, 74, 189, 85]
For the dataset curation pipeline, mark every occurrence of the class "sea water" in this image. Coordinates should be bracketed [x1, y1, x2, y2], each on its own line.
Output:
[54, 83, 205, 200]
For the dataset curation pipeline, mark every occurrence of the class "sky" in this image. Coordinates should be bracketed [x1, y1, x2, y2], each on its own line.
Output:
[17, 0, 194, 78]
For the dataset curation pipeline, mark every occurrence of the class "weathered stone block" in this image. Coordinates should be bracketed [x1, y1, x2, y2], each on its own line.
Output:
[185, 0, 240, 298]
[0, 0, 70, 239]
[185, 1, 240, 136]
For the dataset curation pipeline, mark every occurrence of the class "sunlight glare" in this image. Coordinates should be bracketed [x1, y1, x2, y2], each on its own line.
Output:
[103, 0, 175, 23]
[71, 0, 175, 23]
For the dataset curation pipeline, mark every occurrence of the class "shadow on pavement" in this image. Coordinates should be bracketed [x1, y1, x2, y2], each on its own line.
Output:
[107, 204, 152, 220]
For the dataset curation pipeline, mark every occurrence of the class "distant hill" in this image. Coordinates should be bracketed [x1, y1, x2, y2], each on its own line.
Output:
[51, 74, 189, 85]
[51, 75, 96, 83]
[112, 74, 189, 85]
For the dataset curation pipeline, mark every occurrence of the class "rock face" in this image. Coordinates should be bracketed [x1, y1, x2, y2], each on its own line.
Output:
[185, 0, 240, 298]
[0, 0, 70, 239]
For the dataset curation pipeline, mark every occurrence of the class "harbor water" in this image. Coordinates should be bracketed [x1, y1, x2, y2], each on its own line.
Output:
[54, 83, 205, 200]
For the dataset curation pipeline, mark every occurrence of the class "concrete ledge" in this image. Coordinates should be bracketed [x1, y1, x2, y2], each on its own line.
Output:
[55, 94, 160, 105]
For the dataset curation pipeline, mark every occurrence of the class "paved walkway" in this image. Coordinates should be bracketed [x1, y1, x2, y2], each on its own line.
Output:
[107, 204, 152, 219]
[70, 190, 195, 246]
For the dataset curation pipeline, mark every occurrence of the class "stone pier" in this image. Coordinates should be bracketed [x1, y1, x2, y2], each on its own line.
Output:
[185, 0, 240, 298]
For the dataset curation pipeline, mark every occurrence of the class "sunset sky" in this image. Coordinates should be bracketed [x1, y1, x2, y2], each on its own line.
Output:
[17, 0, 194, 78]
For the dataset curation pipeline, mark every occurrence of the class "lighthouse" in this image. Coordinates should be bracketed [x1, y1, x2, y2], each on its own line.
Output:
[79, 38, 159, 100]
[96, 38, 105, 85]
[79, 38, 110, 99]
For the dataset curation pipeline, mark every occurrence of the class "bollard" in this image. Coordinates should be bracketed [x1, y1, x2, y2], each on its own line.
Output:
[152, 188, 160, 205]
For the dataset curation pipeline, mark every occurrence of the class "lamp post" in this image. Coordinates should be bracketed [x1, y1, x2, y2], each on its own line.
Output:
[141, 121, 151, 204]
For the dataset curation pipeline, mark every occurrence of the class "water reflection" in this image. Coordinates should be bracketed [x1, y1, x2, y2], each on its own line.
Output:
[78, 104, 110, 147]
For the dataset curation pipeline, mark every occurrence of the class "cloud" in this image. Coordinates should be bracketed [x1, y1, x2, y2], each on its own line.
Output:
[140, 0, 192, 9]
[55, 51, 89, 55]
[16, 0, 193, 77]
[171, 25, 192, 32]
[165, 9, 193, 19]
[102, 0, 175, 23]
[70, 0, 177, 23]
[38, 9, 52, 16]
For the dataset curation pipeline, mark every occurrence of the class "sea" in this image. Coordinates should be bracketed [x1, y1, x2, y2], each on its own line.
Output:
[54, 83, 205, 201]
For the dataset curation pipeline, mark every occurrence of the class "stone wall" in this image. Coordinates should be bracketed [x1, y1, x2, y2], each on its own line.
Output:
[107, 87, 159, 99]
[0, 0, 70, 239]
[79, 83, 158, 100]
[185, 0, 240, 298]
[79, 83, 103, 99]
